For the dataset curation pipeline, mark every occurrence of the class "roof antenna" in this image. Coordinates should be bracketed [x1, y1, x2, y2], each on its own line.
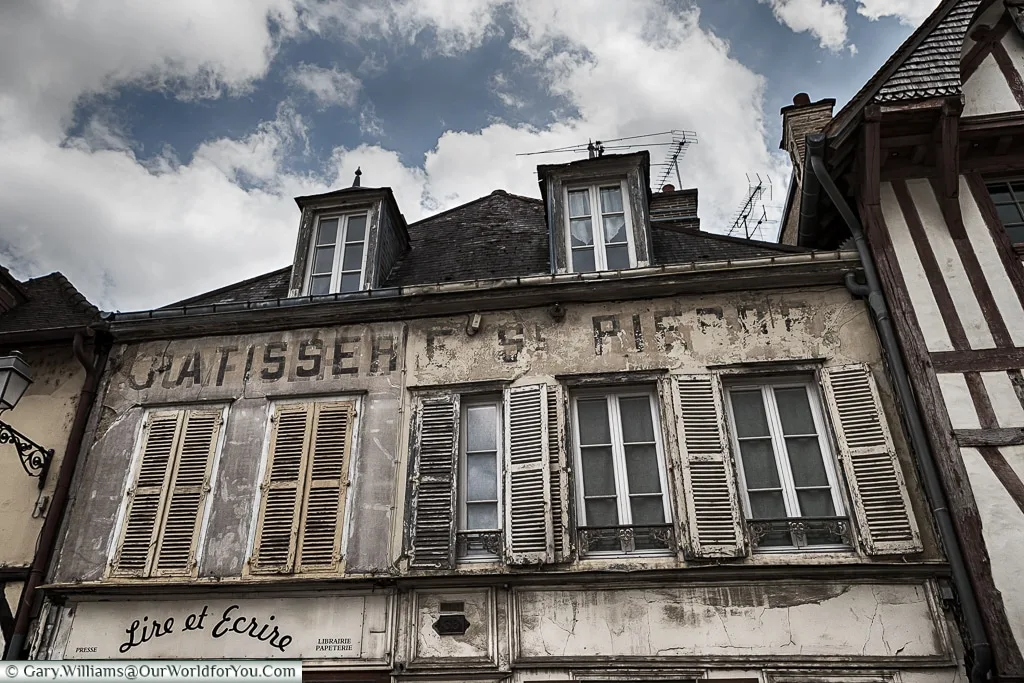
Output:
[352, 167, 362, 187]
[587, 140, 596, 159]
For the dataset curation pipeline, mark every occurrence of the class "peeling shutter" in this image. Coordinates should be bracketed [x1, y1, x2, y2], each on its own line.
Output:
[297, 402, 354, 571]
[408, 395, 459, 569]
[112, 412, 184, 577]
[547, 384, 573, 562]
[504, 384, 553, 565]
[821, 365, 922, 555]
[152, 409, 222, 576]
[672, 375, 746, 559]
[251, 404, 312, 573]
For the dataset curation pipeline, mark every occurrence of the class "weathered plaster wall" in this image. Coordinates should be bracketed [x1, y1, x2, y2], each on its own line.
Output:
[53, 323, 405, 582]
[0, 344, 84, 568]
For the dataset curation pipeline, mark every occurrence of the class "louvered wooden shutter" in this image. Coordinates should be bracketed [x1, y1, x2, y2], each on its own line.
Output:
[408, 395, 459, 569]
[672, 375, 746, 559]
[251, 404, 313, 573]
[504, 384, 553, 565]
[152, 409, 222, 576]
[111, 412, 184, 577]
[297, 402, 354, 572]
[546, 384, 573, 562]
[821, 365, 922, 555]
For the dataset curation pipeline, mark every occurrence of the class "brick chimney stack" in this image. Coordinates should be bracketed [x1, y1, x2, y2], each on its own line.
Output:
[778, 93, 836, 245]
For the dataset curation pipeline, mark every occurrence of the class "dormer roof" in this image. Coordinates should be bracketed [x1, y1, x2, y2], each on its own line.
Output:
[0, 271, 102, 342]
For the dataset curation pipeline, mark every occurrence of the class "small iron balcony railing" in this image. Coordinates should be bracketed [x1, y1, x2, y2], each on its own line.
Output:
[747, 516, 852, 550]
[577, 524, 676, 556]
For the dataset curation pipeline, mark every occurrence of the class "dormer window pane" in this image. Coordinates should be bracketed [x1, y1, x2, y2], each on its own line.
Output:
[306, 213, 368, 295]
[566, 182, 635, 273]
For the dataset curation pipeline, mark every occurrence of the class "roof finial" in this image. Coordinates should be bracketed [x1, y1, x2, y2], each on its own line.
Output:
[353, 167, 362, 187]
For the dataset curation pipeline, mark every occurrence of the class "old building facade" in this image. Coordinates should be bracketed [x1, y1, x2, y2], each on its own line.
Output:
[779, 0, 1024, 680]
[28, 151, 965, 682]
[0, 269, 103, 657]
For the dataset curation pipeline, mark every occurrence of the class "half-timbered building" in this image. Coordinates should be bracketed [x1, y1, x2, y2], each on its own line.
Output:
[778, 1, 1024, 680]
[28, 153, 966, 682]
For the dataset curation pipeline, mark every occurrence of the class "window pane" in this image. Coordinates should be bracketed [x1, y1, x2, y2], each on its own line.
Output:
[577, 399, 611, 445]
[568, 189, 591, 218]
[605, 245, 630, 270]
[774, 387, 816, 435]
[309, 275, 331, 295]
[599, 186, 623, 213]
[317, 219, 338, 245]
[785, 436, 828, 487]
[748, 490, 787, 519]
[342, 242, 364, 271]
[339, 273, 361, 293]
[619, 396, 655, 443]
[997, 203, 1022, 226]
[625, 444, 661, 494]
[630, 496, 665, 525]
[466, 404, 497, 452]
[346, 214, 366, 241]
[570, 218, 594, 246]
[466, 502, 498, 530]
[603, 214, 627, 243]
[1011, 182, 1024, 198]
[572, 248, 596, 272]
[739, 439, 781, 489]
[466, 452, 498, 501]
[313, 246, 335, 275]
[1009, 225, 1024, 244]
[729, 390, 770, 437]
[988, 183, 1012, 204]
[585, 499, 618, 526]
[581, 446, 615, 496]
[796, 489, 836, 517]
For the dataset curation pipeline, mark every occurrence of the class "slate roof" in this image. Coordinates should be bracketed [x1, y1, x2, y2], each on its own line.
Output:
[0, 272, 101, 337]
[169, 188, 804, 308]
[829, 0, 983, 135]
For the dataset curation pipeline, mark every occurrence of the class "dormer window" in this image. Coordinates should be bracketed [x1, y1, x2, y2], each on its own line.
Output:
[567, 182, 635, 272]
[306, 213, 368, 295]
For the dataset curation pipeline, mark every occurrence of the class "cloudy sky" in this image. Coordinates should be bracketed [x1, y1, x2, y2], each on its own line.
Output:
[0, 0, 940, 312]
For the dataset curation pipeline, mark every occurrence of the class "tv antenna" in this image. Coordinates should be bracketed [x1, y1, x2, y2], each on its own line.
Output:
[727, 174, 777, 240]
[653, 131, 697, 190]
[517, 129, 698, 189]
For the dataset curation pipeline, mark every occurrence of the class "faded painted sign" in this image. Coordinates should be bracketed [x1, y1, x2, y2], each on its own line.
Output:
[63, 596, 387, 660]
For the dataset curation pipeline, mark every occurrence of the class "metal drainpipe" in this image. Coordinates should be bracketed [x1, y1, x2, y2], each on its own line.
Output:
[4, 328, 109, 660]
[805, 133, 992, 683]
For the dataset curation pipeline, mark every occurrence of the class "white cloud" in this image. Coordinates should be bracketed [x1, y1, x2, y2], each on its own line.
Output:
[856, 0, 939, 26]
[286, 63, 362, 108]
[759, 0, 851, 51]
[0, 0, 791, 312]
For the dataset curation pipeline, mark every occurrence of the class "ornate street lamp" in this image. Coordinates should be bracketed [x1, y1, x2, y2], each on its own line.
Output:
[0, 352, 54, 486]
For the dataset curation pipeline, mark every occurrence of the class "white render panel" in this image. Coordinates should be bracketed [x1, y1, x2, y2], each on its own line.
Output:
[1004, 28, 1024, 104]
[960, 176, 1024, 346]
[881, 182, 954, 352]
[513, 583, 949, 661]
[963, 54, 1018, 117]
[908, 180, 995, 350]
[981, 372, 1024, 428]
[960, 447, 1024, 652]
[937, 373, 980, 429]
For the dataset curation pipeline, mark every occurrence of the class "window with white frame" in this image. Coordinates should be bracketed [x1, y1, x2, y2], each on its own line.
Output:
[307, 213, 368, 295]
[724, 378, 849, 550]
[567, 182, 635, 272]
[571, 389, 673, 555]
[457, 397, 503, 560]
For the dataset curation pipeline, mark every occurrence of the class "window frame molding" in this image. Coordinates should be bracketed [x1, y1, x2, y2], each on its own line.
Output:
[570, 386, 673, 557]
[722, 373, 850, 553]
[302, 211, 371, 296]
[106, 404, 229, 578]
[984, 176, 1024, 245]
[563, 178, 637, 273]
[456, 394, 504, 563]
[244, 394, 361, 575]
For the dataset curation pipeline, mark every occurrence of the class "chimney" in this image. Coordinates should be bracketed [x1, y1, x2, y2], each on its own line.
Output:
[780, 93, 836, 177]
[778, 93, 835, 245]
[661, 184, 675, 193]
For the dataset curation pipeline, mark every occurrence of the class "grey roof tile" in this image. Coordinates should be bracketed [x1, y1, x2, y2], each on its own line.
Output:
[0, 273, 101, 337]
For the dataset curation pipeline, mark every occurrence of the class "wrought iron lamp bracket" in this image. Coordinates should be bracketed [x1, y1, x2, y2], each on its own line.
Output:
[0, 420, 54, 487]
